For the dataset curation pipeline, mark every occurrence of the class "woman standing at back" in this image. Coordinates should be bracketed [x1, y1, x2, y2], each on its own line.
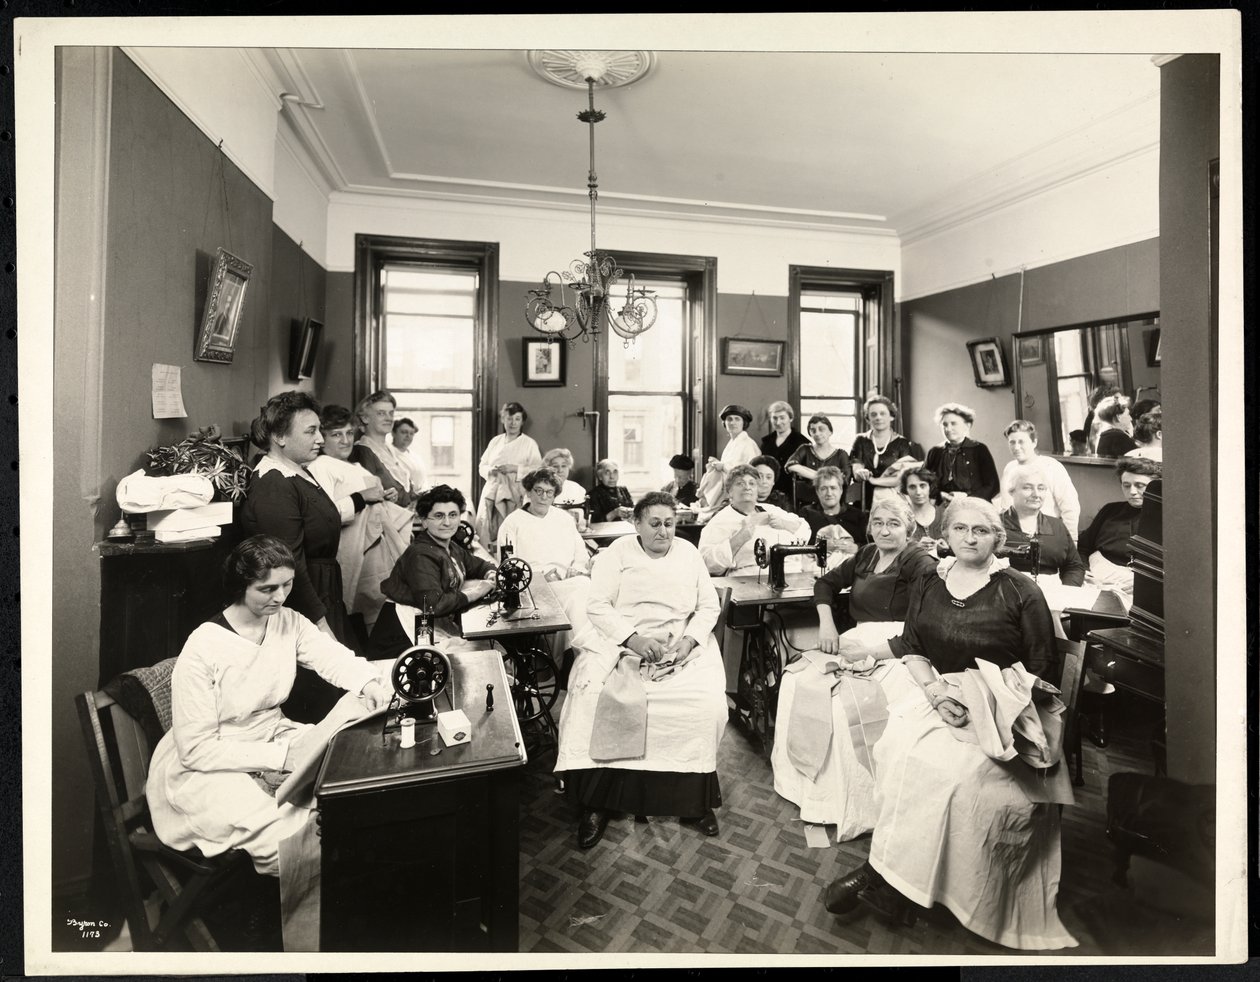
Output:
[849, 395, 924, 510]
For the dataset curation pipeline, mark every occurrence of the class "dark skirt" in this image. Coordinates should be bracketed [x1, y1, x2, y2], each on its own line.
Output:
[563, 767, 722, 818]
[283, 557, 357, 724]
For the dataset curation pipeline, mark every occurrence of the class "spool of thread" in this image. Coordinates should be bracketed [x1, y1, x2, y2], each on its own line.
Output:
[399, 717, 416, 749]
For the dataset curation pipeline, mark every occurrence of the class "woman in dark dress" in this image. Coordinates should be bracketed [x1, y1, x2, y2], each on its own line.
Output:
[823, 497, 1075, 950]
[922, 402, 1000, 503]
[901, 466, 947, 548]
[587, 458, 635, 523]
[368, 485, 498, 659]
[1000, 461, 1086, 585]
[759, 400, 810, 498]
[1077, 457, 1161, 593]
[1093, 394, 1138, 457]
[799, 465, 867, 561]
[242, 391, 359, 722]
[750, 455, 793, 510]
[849, 395, 924, 511]
[786, 414, 852, 511]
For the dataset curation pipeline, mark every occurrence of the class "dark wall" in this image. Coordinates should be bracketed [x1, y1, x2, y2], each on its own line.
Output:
[321, 270, 356, 411]
[900, 238, 1160, 525]
[1158, 54, 1219, 781]
[714, 292, 793, 453]
[267, 228, 328, 401]
[52, 49, 329, 891]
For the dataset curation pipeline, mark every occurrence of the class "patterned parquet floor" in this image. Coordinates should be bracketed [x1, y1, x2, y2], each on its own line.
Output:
[518, 693, 1215, 958]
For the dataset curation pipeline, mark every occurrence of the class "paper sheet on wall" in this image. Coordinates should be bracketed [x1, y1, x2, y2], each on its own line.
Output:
[151, 363, 187, 419]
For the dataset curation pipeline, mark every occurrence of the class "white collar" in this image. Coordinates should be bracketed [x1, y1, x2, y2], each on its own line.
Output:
[937, 554, 1009, 581]
[256, 452, 319, 485]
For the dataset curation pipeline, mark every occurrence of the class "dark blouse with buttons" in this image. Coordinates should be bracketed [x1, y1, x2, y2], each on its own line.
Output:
[814, 543, 938, 653]
[897, 568, 1056, 680]
[587, 484, 635, 522]
[760, 429, 810, 495]
[923, 438, 1000, 501]
[1000, 508, 1087, 586]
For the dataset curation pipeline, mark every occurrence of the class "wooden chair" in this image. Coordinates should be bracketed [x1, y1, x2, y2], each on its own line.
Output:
[1058, 636, 1088, 787]
[75, 685, 258, 951]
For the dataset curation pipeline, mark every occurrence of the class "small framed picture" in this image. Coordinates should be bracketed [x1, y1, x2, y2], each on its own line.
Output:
[522, 337, 566, 387]
[721, 337, 785, 377]
[195, 248, 253, 364]
[1144, 327, 1162, 367]
[965, 337, 1010, 388]
[1017, 335, 1044, 367]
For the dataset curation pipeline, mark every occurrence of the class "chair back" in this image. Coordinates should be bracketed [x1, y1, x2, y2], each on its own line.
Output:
[1057, 637, 1088, 787]
[75, 688, 163, 950]
[712, 585, 734, 643]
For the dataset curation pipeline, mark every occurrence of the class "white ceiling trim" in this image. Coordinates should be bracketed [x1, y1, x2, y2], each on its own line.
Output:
[343, 49, 399, 177]
[276, 117, 334, 199]
[332, 182, 899, 237]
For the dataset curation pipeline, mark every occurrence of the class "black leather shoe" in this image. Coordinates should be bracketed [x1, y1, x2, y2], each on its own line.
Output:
[823, 862, 874, 918]
[857, 873, 918, 927]
[691, 809, 719, 836]
[634, 814, 649, 824]
[577, 809, 609, 849]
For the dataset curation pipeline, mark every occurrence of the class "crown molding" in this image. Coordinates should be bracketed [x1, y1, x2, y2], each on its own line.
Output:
[344, 49, 398, 177]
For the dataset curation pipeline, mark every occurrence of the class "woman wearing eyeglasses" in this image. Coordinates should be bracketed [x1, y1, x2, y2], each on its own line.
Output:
[823, 496, 1074, 950]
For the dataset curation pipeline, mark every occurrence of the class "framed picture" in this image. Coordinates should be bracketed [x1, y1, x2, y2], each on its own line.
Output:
[1144, 327, 1162, 367]
[721, 337, 785, 377]
[195, 248, 253, 364]
[1017, 335, 1044, 366]
[522, 337, 566, 386]
[965, 337, 1010, 388]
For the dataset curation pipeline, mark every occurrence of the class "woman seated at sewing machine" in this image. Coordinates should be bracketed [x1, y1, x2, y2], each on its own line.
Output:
[554, 492, 727, 849]
[367, 485, 498, 658]
[799, 465, 866, 566]
[999, 461, 1087, 586]
[1077, 456, 1161, 594]
[698, 464, 811, 575]
[770, 496, 937, 840]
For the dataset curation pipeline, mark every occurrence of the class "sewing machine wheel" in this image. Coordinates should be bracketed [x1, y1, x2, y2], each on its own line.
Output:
[502, 647, 558, 723]
[499, 555, 533, 592]
[752, 536, 769, 569]
[391, 645, 451, 705]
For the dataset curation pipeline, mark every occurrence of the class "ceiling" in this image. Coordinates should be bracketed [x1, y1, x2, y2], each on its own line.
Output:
[255, 47, 1162, 242]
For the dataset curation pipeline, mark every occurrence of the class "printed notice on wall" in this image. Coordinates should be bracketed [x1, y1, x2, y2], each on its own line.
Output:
[151, 363, 188, 419]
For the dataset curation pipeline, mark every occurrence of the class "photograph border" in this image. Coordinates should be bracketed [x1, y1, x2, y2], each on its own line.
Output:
[966, 336, 1010, 388]
[194, 248, 253, 364]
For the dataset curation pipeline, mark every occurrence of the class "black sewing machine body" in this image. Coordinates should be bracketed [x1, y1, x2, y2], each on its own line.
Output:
[937, 537, 1042, 572]
[753, 537, 828, 591]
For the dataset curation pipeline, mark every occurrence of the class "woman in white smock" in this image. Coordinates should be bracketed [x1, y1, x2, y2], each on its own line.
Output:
[475, 401, 542, 549]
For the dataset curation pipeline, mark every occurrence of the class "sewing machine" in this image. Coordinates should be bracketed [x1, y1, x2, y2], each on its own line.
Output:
[493, 544, 533, 611]
[752, 537, 828, 591]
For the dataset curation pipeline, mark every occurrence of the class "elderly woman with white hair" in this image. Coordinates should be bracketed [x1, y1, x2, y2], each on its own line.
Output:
[999, 460, 1087, 586]
[823, 496, 1075, 950]
[759, 400, 810, 498]
[697, 464, 811, 576]
[996, 420, 1081, 539]
[587, 458, 635, 523]
[542, 447, 588, 522]
[922, 402, 1000, 504]
[772, 496, 937, 839]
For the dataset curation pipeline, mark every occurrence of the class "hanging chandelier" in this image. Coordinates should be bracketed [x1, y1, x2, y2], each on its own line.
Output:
[525, 53, 657, 345]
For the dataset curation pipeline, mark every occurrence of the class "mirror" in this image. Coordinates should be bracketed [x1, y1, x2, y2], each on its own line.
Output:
[1012, 313, 1160, 459]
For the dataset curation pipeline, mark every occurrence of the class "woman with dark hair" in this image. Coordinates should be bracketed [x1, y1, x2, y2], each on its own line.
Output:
[759, 401, 809, 497]
[1124, 409, 1163, 462]
[823, 498, 1075, 950]
[696, 404, 760, 515]
[1078, 457, 1162, 593]
[369, 484, 499, 658]
[900, 466, 946, 547]
[922, 402, 1000, 503]
[1083, 383, 1123, 453]
[1094, 394, 1138, 457]
[242, 391, 355, 721]
[146, 535, 389, 950]
[785, 413, 852, 511]
[750, 454, 792, 510]
[555, 491, 727, 848]
[849, 395, 924, 510]
[799, 465, 867, 562]
[660, 453, 699, 507]
[350, 389, 416, 509]
[476, 401, 542, 549]
[390, 416, 427, 493]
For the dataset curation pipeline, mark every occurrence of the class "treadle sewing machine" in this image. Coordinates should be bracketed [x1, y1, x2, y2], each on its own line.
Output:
[752, 537, 828, 591]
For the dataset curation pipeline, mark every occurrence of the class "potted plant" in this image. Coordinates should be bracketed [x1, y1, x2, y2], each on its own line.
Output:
[145, 424, 252, 504]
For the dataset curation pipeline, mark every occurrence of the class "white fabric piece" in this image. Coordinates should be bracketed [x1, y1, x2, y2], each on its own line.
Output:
[116, 468, 214, 513]
[996, 456, 1082, 539]
[697, 503, 812, 575]
[146, 609, 379, 873]
[555, 535, 725, 774]
[308, 454, 375, 525]
[867, 674, 1078, 950]
[1087, 552, 1135, 594]
[771, 636, 918, 839]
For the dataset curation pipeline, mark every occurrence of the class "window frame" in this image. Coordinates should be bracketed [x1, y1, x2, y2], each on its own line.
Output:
[787, 265, 896, 437]
[354, 234, 499, 496]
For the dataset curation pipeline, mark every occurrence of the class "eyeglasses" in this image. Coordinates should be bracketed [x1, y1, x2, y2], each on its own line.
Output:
[949, 524, 995, 537]
[868, 519, 904, 530]
[732, 480, 758, 491]
[531, 488, 556, 498]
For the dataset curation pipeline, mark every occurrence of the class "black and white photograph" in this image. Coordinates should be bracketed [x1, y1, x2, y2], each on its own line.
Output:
[12, 10, 1247, 975]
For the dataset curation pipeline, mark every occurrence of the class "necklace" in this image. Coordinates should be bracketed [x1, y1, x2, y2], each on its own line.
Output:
[870, 430, 893, 457]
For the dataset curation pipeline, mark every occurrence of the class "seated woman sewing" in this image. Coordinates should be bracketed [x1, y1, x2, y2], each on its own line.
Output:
[823, 497, 1076, 951]
[771, 497, 936, 840]
[698, 464, 812, 575]
[587, 458, 636, 523]
[799, 465, 867, 566]
[1077, 457, 1161, 594]
[999, 461, 1087, 586]
[554, 492, 727, 848]
[367, 485, 498, 658]
[146, 535, 390, 951]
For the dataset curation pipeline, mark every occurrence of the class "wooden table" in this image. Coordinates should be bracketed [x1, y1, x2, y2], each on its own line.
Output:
[580, 520, 636, 546]
[709, 571, 825, 754]
[461, 576, 572, 753]
[315, 648, 526, 951]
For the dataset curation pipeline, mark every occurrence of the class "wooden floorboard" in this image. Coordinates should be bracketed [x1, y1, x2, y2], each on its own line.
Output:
[519, 694, 1214, 957]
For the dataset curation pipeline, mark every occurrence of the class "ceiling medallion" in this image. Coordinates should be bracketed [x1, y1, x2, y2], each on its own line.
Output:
[526, 50, 655, 90]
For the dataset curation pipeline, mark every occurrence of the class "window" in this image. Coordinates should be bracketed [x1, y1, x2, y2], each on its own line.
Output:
[355, 236, 498, 503]
[788, 267, 895, 451]
[595, 253, 716, 500]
